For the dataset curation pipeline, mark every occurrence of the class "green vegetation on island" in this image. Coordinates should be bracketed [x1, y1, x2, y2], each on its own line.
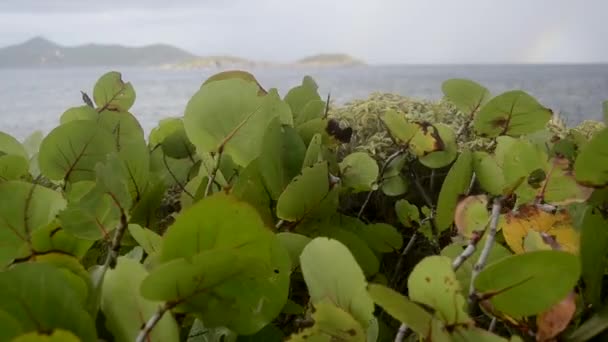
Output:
[0, 68, 607, 342]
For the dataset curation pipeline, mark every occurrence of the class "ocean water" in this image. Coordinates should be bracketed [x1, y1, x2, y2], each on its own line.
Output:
[0, 64, 606, 140]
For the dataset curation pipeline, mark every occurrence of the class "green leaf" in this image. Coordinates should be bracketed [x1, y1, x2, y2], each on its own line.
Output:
[435, 151, 473, 231]
[154, 119, 196, 159]
[203, 70, 267, 96]
[230, 161, 274, 225]
[408, 255, 471, 324]
[567, 303, 608, 342]
[285, 76, 322, 119]
[473, 151, 504, 195]
[151, 193, 290, 335]
[302, 133, 323, 169]
[0, 181, 66, 267]
[380, 110, 418, 144]
[0, 154, 29, 181]
[323, 227, 380, 277]
[367, 284, 432, 337]
[295, 100, 325, 126]
[502, 138, 549, 203]
[277, 162, 329, 221]
[580, 206, 608, 307]
[0, 262, 96, 341]
[442, 79, 491, 115]
[93, 71, 136, 112]
[474, 90, 552, 137]
[359, 223, 403, 253]
[395, 199, 420, 227]
[454, 195, 490, 238]
[474, 250, 580, 317]
[130, 181, 168, 232]
[287, 300, 366, 342]
[127, 224, 162, 256]
[95, 153, 132, 210]
[38, 120, 116, 183]
[276, 232, 311, 271]
[441, 239, 511, 294]
[381, 153, 408, 196]
[0, 131, 27, 158]
[258, 118, 306, 199]
[184, 78, 282, 167]
[12, 330, 81, 342]
[0, 309, 23, 341]
[299, 237, 374, 328]
[59, 105, 98, 124]
[574, 128, 608, 187]
[419, 124, 458, 169]
[30, 224, 94, 261]
[102, 257, 179, 342]
[339, 152, 379, 192]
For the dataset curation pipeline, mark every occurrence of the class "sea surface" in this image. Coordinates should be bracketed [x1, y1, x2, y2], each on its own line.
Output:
[0, 64, 606, 140]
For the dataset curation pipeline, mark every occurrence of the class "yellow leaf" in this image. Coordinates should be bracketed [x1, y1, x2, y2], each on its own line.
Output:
[499, 205, 579, 255]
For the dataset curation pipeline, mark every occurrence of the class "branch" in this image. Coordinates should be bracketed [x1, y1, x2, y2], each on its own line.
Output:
[390, 233, 418, 287]
[204, 148, 223, 198]
[410, 170, 438, 241]
[451, 230, 484, 270]
[357, 149, 404, 218]
[136, 301, 177, 342]
[394, 324, 409, 342]
[469, 196, 503, 308]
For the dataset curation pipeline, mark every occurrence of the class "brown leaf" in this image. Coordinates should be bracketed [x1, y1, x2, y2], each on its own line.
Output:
[454, 195, 489, 238]
[536, 291, 576, 341]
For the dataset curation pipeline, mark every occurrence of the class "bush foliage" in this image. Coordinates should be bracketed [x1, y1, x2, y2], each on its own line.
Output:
[0, 69, 607, 342]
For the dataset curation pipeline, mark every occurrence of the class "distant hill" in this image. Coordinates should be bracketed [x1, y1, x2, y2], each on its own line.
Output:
[296, 54, 365, 67]
[0, 37, 196, 67]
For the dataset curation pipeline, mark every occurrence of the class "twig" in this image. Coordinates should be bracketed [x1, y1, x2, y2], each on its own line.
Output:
[451, 230, 484, 270]
[275, 220, 285, 229]
[204, 148, 223, 197]
[469, 196, 503, 308]
[136, 301, 177, 342]
[465, 173, 477, 196]
[93, 195, 128, 290]
[357, 149, 404, 218]
[390, 233, 418, 286]
[488, 317, 497, 332]
[162, 152, 194, 199]
[410, 170, 438, 240]
[394, 324, 410, 342]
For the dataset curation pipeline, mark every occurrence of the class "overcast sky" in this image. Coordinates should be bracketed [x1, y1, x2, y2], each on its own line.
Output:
[0, 0, 606, 64]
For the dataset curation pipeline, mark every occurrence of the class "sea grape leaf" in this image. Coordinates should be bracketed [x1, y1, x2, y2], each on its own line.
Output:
[580, 206, 608, 307]
[12, 330, 81, 342]
[536, 292, 576, 342]
[161, 123, 196, 160]
[419, 124, 458, 169]
[339, 152, 379, 192]
[538, 157, 593, 205]
[454, 195, 490, 238]
[203, 70, 267, 96]
[441, 79, 491, 115]
[302, 133, 323, 169]
[567, 303, 608, 342]
[127, 224, 162, 256]
[101, 257, 179, 342]
[38, 120, 116, 183]
[95, 153, 132, 211]
[97, 110, 150, 201]
[450, 326, 513, 342]
[153, 193, 290, 334]
[29, 224, 94, 261]
[381, 153, 408, 196]
[184, 78, 282, 166]
[149, 117, 182, 147]
[59, 105, 98, 124]
[230, 161, 274, 225]
[381, 110, 418, 144]
[435, 151, 473, 231]
[499, 205, 579, 255]
[367, 284, 432, 337]
[186, 319, 237, 342]
[574, 128, 608, 187]
[285, 76, 322, 119]
[276, 161, 329, 221]
[501, 138, 549, 203]
[0, 154, 29, 181]
[409, 122, 444, 157]
[0, 181, 66, 267]
[129, 181, 168, 232]
[407, 255, 471, 324]
[296, 118, 329, 145]
[93, 71, 136, 112]
[474, 250, 580, 318]
[323, 227, 380, 277]
[258, 118, 306, 199]
[286, 300, 366, 342]
[0, 131, 27, 158]
[59, 181, 120, 240]
[295, 99, 325, 126]
[0, 262, 96, 341]
[441, 238, 511, 293]
[395, 199, 420, 227]
[474, 90, 552, 137]
[0, 309, 23, 341]
[359, 223, 403, 253]
[276, 232, 311, 271]
[299, 237, 374, 329]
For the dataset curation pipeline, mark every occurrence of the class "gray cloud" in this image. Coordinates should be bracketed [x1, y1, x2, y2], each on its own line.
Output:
[0, 0, 606, 64]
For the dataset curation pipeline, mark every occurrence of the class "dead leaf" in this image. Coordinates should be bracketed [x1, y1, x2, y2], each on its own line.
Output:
[536, 291, 576, 341]
[499, 205, 579, 254]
